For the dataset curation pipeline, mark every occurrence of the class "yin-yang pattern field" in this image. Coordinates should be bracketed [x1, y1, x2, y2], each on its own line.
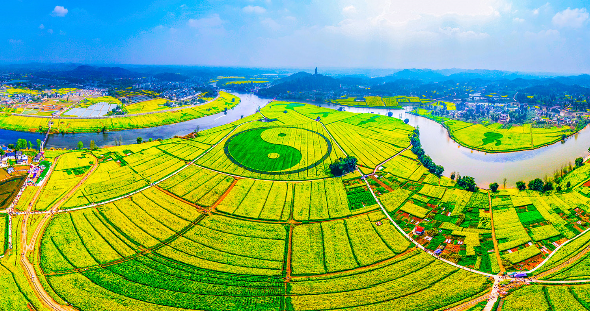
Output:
[6, 100, 590, 311]
[224, 126, 332, 174]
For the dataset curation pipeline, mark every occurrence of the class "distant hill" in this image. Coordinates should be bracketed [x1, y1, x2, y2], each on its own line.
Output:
[258, 72, 340, 97]
[69, 65, 139, 79]
[154, 72, 189, 82]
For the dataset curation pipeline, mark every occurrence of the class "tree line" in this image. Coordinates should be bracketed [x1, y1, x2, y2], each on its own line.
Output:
[410, 128, 444, 177]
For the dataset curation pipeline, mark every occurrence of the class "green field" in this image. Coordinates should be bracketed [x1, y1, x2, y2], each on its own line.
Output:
[5, 98, 590, 310]
[332, 95, 428, 109]
[0, 91, 239, 133]
[413, 109, 575, 152]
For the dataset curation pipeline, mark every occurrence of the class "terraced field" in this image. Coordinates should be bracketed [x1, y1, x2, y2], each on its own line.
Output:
[6, 100, 590, 310]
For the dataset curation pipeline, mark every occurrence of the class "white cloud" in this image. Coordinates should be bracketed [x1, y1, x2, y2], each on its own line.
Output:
[243, 5, 266, 14]
[533, 3, 550, 16]
[552, 8, 588, 28]
[48, 29, 54, 34]
[261, 18, 280, 30]
[51, 6, 68, 17]
[342, 5, 357, 15]
[513, 17, 524, 23]
[439, 27, 489, 39]
[188, 14, 224, 28]
[39, 24, 45, 29]
[8, 39, 23, 45]
[524, 29, 560, 39]
[188, 14, 226, 36]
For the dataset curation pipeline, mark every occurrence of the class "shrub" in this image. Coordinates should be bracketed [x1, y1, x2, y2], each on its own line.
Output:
[330, 156, 357, 176]
[457, 176, 478, 192]
[528, 178, 544, 191]
[489, 182, 499, 192]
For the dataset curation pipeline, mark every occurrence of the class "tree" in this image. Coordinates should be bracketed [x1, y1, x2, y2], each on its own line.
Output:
[404, 118, 410, 124]
[194, 125, 200, 136]
[329, 156, 357, 176]
[575, 157, 584, 167]
[89, 140, 97, 150]
[36, 139, 42, 150]
[528, 178, 544, 191]
[567, 181, 572, 188]
[556, 185, 562, 192]
[137, 137, 143, 144]
[7, 144, 14, 150]
[77, 141, 84, 150]
[516, 181, 526, 191]
[450, 172, 456, 180]
[543, 181, 554, 192]
[503, 178, 507, 189]
[457, 176, 478, 192]
[28, 141, 33, 150]
[434, 165, 444, 177]
[16, 139, 27, 150]
[489, 182, 499, 192]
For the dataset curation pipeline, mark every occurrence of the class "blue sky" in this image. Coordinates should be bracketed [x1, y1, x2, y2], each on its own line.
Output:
[2, 0, 590, 73]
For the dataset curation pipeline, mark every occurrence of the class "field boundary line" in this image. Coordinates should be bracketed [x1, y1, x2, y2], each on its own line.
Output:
[533, 245, 590, 280]
[489, 192, 505, 273]
[359, 152, 497, 278]
[57, 121, 249, 214]
[527, 227, 590, 274]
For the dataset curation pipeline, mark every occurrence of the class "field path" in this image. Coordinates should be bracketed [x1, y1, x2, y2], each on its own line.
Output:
[372, 145, 411, 175]
[58, 121, 246, 214]
[22, 154, 62, 213]
[18, 155, 99, 311]
[488, 192, 506, 273]
[534, 245, 590, 280]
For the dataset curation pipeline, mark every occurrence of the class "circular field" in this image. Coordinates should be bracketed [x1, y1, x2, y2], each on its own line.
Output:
[224, 126, 332, 174]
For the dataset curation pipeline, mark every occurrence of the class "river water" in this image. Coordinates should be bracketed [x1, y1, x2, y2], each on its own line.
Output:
[317, 103, 590, 187]
[0, 93, 270, 149]
[1, 93, 588, 188]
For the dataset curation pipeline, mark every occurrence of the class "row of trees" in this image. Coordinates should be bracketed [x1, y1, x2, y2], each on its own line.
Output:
[489, 178, 566, 193]
[76, 136, 152, 150]
[410, 129, 444, 177]
[0, 138, 44, 157]
[489, 153, 588, 193]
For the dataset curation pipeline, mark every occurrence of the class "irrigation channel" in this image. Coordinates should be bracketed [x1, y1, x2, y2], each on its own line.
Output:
[2, 92, 590, 187]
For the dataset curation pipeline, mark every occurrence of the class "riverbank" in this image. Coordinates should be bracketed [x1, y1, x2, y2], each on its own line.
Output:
[0, 91, 240, 134]
[410, 109, 582, 154]
[0, 92, 269, 149]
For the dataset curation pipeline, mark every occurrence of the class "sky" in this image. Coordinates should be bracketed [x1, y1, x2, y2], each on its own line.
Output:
[2, 0, 590, 73]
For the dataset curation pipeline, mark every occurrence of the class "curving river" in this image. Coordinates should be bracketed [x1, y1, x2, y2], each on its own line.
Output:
[1, 92, 589, 188]
[317, 103, 590, 188]
[0, 93, 270, 149]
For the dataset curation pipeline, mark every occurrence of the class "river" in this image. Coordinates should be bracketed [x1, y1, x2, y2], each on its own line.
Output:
[1, 93, 588, 188]
[317, 103, 590, 187]
[0, 93, 270, 149]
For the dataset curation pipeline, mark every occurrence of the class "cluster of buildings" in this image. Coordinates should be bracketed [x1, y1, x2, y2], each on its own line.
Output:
[131, 80, 203, 102]
[0, 150, 30, 166]
[160, 88, 200, 101]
